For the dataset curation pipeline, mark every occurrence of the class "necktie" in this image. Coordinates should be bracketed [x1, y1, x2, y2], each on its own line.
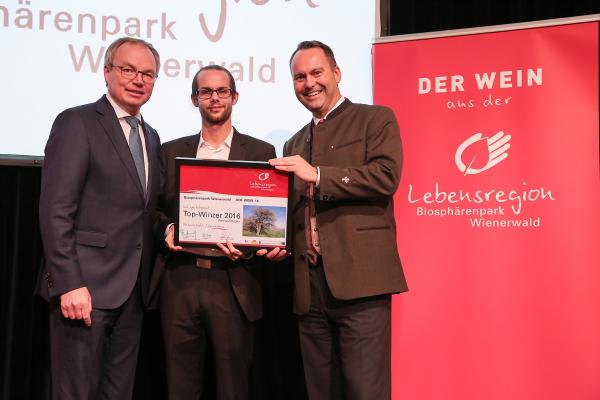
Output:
[124, 116, 146, 193]
[304, 119, 325, 265]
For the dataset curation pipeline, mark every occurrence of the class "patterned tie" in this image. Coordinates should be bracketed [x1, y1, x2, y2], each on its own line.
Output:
[124, 116, 146, 193]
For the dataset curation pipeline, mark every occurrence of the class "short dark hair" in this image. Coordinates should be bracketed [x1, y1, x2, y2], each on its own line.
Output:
[191, 65, 237, 96]
[289, 40, 337, 69]
[104, 36, 161, 73]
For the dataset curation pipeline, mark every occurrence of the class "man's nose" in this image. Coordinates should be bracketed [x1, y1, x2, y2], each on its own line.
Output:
[132, 72, 145, 84]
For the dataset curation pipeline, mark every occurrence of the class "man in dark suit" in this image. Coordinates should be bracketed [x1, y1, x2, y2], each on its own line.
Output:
[266, 41, 408, 399]
[38, 37, 161, 399]
[155, 65, 276, 400]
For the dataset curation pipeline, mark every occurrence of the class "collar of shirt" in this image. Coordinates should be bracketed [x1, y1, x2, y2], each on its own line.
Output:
[106, 94, 149, 184]
[312, 96, 345, 126]
[106, 93, 142, 122]
[197, 128, 234, 159]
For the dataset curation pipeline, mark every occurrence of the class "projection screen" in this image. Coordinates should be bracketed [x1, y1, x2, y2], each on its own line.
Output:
[0, 1, 376, 156]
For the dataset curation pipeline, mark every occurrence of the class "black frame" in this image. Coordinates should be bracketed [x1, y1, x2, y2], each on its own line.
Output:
[174, 157, 293, 251]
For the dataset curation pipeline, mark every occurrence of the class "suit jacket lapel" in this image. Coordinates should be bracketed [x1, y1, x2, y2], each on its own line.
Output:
[298, 124, 313, 201]
[141, 118, 158, 205]
[228, 129, 247, 161]
[182, 134, 201, 158]
[95, 96, 146, 199]
[301, 124, 312, 164]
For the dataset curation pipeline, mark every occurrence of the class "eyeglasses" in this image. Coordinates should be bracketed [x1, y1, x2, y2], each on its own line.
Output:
[196, 87, 233, 100]
[109, 64, 157, 83]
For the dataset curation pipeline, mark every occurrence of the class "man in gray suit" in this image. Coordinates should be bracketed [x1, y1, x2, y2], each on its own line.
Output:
[155, 65, 276, 400]
[39, 37, 161, 399]
[266, 41, 408, 400]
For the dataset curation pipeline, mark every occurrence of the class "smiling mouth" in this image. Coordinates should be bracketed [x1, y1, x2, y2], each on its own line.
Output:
[305, 89, 323, 98]
[127, 89, 145, 96]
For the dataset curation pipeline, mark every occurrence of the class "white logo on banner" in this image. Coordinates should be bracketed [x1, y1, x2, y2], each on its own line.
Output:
[407, 127, 554, 228]
[455, 131, 511, 175]
[258, 172, 270, 181]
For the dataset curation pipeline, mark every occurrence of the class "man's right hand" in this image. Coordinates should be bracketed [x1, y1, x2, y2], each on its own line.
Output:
[165, 224, 183, 252]
[166, 223, 219, 256]
[269, 155, 318, 184]
[60, 286, 92, 327]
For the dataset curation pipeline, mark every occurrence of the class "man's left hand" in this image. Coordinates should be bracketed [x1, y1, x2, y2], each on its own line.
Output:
[256, 247, 290, 262]
[216, 241, 244, 261]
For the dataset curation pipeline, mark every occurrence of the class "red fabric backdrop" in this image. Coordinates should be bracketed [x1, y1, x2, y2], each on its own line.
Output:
[373, 21, 600, 400]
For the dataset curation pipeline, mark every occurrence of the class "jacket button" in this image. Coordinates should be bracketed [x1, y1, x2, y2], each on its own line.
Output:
[322, 195, 328, 200]
[136, 243, 142, 250]
[48, 281, 53, 288]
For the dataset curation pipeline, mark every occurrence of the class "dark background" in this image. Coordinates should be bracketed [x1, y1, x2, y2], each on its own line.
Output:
[382, 0, 599, 36]
[2, 2, 599, 399]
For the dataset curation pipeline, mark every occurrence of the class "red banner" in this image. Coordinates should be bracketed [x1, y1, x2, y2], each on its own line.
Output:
[180, 164, 289, 197]
[373, 21, 600, 399]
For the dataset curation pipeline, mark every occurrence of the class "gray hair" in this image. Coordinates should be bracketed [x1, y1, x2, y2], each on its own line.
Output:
[104, 36, 161, 73]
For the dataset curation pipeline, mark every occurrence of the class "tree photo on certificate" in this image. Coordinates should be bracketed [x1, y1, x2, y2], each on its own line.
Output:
[242, 205, 287, 239]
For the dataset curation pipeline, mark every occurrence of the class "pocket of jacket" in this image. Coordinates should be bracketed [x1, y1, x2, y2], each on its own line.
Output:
[331, 138, 362, 150]
[75, 230, 108, 248]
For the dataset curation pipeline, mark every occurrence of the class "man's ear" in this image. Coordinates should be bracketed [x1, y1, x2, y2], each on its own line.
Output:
[103, 65, 110, 87]
[334, 65, 341, 84]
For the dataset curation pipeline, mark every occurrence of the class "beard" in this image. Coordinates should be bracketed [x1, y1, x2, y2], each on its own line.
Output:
[199, 102, 233, 125]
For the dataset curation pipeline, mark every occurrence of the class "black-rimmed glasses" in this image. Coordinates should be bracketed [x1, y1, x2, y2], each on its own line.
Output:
[109, 64, 157, 83]
[196, 87, 233, 100]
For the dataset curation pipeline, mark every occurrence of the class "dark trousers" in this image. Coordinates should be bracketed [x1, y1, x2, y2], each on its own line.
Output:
[160, 262, 255, 400]
[298, 264, 392, 400]
[49, 283, 143, 400]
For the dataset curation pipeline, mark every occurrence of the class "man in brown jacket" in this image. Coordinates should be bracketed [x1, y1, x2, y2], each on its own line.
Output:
[265, 41, 408, 399]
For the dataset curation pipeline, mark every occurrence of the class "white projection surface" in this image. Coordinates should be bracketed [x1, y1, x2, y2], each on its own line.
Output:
[0, 1, 376, 156]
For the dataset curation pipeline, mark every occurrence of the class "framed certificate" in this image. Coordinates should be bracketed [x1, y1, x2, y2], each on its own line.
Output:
[175, 158, 292, 250]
